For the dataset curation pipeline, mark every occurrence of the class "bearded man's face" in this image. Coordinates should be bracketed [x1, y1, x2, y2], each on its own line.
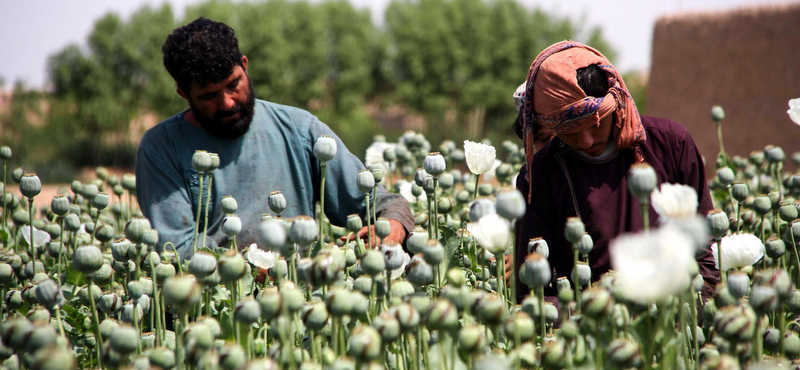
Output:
[184, 62, 255, 139]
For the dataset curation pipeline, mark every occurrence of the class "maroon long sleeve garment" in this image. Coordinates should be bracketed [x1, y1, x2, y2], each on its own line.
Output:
[514, 116, 720, 302]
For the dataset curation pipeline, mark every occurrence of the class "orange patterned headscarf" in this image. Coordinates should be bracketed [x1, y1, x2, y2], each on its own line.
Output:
[521, 41, 645, 202]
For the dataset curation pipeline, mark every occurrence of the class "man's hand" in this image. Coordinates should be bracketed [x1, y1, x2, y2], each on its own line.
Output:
[340, 219, 407, 248]
[487, 254, 514, 283]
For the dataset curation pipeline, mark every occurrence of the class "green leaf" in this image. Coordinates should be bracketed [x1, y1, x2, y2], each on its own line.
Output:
[0, 229, 9, 243]
[438, 224, 460, 272]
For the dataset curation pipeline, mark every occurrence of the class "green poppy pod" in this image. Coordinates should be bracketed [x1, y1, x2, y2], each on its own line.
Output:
[495, 188, 526, 221]
[522, 253, 551, 289]
[360, 250, 385, 276]
[289, 216, 318, 248]
[125, 217, 150, 244]
[50, 195, 70, 216]
[564, 217, 585, 244]
[257, 287, 283, 321]
[218, 250, 247, 283]
[302, 300, 330, 331]
[607, 338, 642, 369]
[726, 271, 749, 299]
[221, 196, 238, 214]
[405, 255, 433, 286]
[258, 218, 287, 251]
[405, 228, 427, 254]
[191, 151, 212, 172]
[711, 105, 726, 123]
[627, 163, 657, 201]
[234, 298, 261, 324]
[731, 182, 749, 202]
[717, 167, 735, 186]
[504, 311, 535, 343]
[109, 325, 140, 355]
[347, 326, 382, 361]
[11, 167, 23, 183]
[93, 192, 110, 210]
[121, 173, 136, 191]
[371, 312, 400, 343]
[208, 153, 220, 170]
[0, 146, 11, 160]
[706, 210, 730, 238]
[218, 345, 246, 370]
[34, 279, 63, 310]
[221, 215, 242, 238]
[475, 293, 507, 326]
[162, 275, 201, 313]
[313, 135, 337, 162]
[370, 166, 384, 184]
[423, 153, 446, 177]
[357, 170, 375, 193]
[268, 191, 286, 215]
[73, 245, 104, 274]
[20, 173, 41, 199]
[188, 251, 217, 278]
[375, 218, 391, 240]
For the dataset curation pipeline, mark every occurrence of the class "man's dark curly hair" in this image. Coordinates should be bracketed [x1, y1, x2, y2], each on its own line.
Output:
[162, 17, 244, 94]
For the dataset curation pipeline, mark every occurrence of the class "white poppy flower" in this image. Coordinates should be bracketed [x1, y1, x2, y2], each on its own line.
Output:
[651, 183, 698, 220]
[246, 244, 278, 270]
[464, 140, 497, 175]
[610, 225, 695, 303]
[397, 180, 426, 204]
[711, 233, 764, 271]
[364, 141, 397, 168]
[467, 213, 511, 254]
[788, 98, 800, 125]
[21, 226, 51, 248]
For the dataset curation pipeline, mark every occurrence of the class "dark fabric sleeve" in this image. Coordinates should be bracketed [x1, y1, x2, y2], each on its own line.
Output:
[514, 166, 559, 302]
[676, 128, 720, 300]
[307, 117, 414, 236]
[135, 135, 218, 261]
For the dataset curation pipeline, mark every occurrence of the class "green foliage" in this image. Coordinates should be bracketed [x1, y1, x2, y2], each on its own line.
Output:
[0, 0, 622, 175]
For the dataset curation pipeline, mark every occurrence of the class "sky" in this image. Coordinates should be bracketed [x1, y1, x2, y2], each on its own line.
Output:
[0, 0, 794, 90]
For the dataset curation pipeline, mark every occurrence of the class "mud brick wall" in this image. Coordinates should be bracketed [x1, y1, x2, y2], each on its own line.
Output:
[647, 3, 800, 176]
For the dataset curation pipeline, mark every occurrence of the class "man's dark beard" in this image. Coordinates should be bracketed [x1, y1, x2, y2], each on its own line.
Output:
[191, 78, 256, 139]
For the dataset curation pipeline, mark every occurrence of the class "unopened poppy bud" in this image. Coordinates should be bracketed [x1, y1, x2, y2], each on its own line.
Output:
[576, 233, 594, 255]
[348, 326, 382, 361]
[113, 184, 124, 196]
[405, 255, 433, 286]
[706, 210, 730, 238]
[692, 273, 705, 292]
[369, 166, 384, 184]
[414, 168, 428, 188]
[267, 191, 286, 216]
[20, 173, 41, 199]
[313, 135, 337, 162]
[731, 182, 748, 202]
[574, 261, 591, 286]
[289, 216, 318, 248]
[427, 299, 459, 331]
[607, 338, 642, 369]
[564, 217, 585, 244]
[423, 153, 446, 177]
[192, 150, 212, 172]
[717, 167, 734, 186]
[457, 325, 487, 353]
[189, 251, 217, 278]
[345, 214, 363, 234]
[371, 312, 400, 343]
[11, 167, 23, 183]
[360, 250, 385, 276]
[753, 195, 772, 215]
[422, 239, 444, 265]
[218, 250, 247, 283]
[221, 215, 242, 238]
[522, 253, 551, 289]
[73, 245, 104, 274]
[726, 271, 749, 299]
[495, 188, 526, 221]
[375, 218, 391, 240]
[357, 170, 375, 193]
[221, 196, 238, 214]
[627, 163, 657, 201]
[234, 298, 261, 324]
[710, 105, 725, 122]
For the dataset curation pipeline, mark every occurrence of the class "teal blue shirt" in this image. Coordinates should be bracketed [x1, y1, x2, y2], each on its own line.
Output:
[135, 99, 413, 259]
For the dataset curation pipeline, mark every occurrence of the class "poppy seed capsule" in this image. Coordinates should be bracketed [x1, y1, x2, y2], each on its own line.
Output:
[234, 298, 261, 324]
[372, 312, 400, 343]
[208, 152, 220, 170]
[381, 242, 405, 270]
[268, 191, 286, 215]
[163, 275, 201, 313]
[780, 203, 799, 222]
[11, 167, 23, 183]
[766, 237, 786, 259]
[405, 228, 427, 254]
[405, 254, 434, 286]
[422, 239, 444, 265]
[575, 261, 591, 286]
[607, 338, 642, 369]
[81, 183, 99, 202]
[627, 163, 657, 201]
[458, 325, 487, 352]
[707, 210, 730, 238]
[345, 214, 363, 234]
[414, 168, 428, 187]
[93, 192, 110, 210]
[289, 216, 318, 248]
[189, 251, 218, 278]
[73, 245, 104, 274]
[504, 312, 535, 343]
[325, 288, 353, 317]
[192, 151, 212, 172]
[257, 288, 283, 321]
[731, 182, 749, 202]
[313, 135, 337, 162]
[710, 105, 725, 122]
[438, 173, 454, 190]
[357, 170, 375, 193]
[0, 146, 11, 160]
[221, 196, 238, 214]
[218, 250, 247, 283]
[564, 217, 585, 244]
[121, 303, 144, 324]
[258, 219, 287, 251]
[280, 284, 305, 314]
[727, 271, 749, 299]
[426, 299, 459, 331]
[63, 213, 80, 232]
[576, 233, 594, 255]
[360, 250, 385, 276]
[423, 153, 446, 177]
[475, 293, 507, 325]
[121, 173, 136, 191]
[522, 253, 551, 289]
[581, 286, 613, 318]
[99, 292, 123, 314]
[765, 145, 785, 164]
[469, 198, 496, 222]
[495, 188, 526, 221]
[34, 278, 63, 310]
[527, 237, 550, 259]
[753, 196, 772, 216]
[110, 324, 140, 355]
[51, 195, 70, 216]
[348, 326, 382, 361]
[717, 167, 735, 186]
[19, 173, 42, 199]
[221, 215, 242, 237]
[370, 167, 384, 184]
[125, 217, 150, 244]
[375, 218, 391, 239]
[715, 305, 756, 343]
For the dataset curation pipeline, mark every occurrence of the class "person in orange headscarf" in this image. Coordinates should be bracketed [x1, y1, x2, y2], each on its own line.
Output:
[509, 41, 719, 305]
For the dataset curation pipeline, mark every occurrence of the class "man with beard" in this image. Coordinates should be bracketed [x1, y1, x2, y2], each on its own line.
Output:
[136, 17, 414, 260]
